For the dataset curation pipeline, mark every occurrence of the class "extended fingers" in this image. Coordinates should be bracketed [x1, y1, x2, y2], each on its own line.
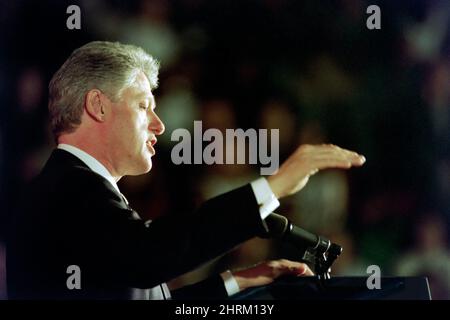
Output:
[296, 145, 365, 169]
[299, 264, 314, 276]
[272, 259, 314, 277]
[272, 143, 366, 198]
[311, 155, 365, 169]
[298, 144, 364, 160]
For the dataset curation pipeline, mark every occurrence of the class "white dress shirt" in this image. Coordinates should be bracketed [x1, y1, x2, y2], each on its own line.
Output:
[57, 143, 279, 298]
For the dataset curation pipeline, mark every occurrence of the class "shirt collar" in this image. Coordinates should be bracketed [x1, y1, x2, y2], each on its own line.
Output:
[57, 143, 121, 194]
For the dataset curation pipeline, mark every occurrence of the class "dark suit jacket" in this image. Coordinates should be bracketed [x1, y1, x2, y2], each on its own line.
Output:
[7, 149, 268, 299]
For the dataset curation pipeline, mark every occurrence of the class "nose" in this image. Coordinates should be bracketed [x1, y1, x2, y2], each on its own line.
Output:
[148, 111, 165, 136]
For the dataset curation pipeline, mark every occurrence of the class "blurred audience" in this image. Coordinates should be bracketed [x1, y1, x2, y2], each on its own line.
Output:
[395, 213, 450, 299]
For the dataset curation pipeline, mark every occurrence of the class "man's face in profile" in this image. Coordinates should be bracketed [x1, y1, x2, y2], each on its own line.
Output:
[106, 71, 165, 176]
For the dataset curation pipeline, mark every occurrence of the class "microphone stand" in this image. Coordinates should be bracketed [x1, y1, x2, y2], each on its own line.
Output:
[282, 220, 343, 290]
[302, 242, 343, 289]
[263, 213, 343, 290]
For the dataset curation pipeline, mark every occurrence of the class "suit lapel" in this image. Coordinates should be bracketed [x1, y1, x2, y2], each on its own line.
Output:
[44, 149, 142, 219]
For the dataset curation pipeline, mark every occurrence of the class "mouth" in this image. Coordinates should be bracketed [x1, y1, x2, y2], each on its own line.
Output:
[145, 140, 156, 155]
[146, 138, 157, 155]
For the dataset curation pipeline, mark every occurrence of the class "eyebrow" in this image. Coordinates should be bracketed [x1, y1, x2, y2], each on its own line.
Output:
[136, 92, 153, 100]
[150, 98, 156, 110]
[147, 96, 157, 110]
[137, 92, 156, 108]
[149, 95, 156, 109]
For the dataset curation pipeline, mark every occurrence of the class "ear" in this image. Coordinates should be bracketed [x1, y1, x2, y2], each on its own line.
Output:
[85, 89, 107, 122]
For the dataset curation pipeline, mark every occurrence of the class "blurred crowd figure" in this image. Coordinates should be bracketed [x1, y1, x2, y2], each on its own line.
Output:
[395, 214, 450, 299]
[0, 0, 449, 298]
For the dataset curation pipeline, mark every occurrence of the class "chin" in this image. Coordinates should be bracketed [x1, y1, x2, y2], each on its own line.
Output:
[143, 156, 153, 172]
[140, 157, 153, 174]
[129, 156, 153, 176]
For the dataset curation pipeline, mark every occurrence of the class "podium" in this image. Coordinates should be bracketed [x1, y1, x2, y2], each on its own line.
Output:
[248, 214, 432, 300]
[231, 276, 432, 300]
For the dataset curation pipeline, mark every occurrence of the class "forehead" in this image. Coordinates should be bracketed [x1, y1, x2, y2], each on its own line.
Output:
[133, 71, 151, 92]
[125, 71, 154, 99]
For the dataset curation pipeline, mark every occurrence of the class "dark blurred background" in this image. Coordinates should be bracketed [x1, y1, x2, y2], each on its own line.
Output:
[0, 0, 449, 299]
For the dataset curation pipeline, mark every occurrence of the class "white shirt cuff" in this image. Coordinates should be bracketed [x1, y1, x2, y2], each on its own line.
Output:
[161, 283, 172, 300]
[250, 177, 280, 220]
[220, 270, 241, 297]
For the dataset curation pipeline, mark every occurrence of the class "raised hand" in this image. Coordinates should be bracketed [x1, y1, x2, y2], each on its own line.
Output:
[267, 144, 365, 199]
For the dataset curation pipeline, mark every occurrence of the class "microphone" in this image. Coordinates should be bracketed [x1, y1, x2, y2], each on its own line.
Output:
[263, 212, 332, 254]
[262, 212, 343, 281]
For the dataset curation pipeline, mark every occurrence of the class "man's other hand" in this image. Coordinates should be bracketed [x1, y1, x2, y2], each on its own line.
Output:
[267, 144, 365, 199]
[232, 259, 314, 291]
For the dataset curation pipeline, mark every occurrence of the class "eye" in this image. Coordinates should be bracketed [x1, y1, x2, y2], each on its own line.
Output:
[139, 103, 148, 110]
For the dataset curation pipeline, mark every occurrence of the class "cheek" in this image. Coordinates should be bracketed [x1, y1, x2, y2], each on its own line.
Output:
[112, 109, 147, 150]
[133, 116, 148, 147]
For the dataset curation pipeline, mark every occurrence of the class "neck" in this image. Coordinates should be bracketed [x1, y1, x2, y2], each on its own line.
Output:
[58, 134, 122, 182]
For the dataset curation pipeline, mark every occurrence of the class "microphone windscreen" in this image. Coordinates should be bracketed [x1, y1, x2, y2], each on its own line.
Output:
[263, 213, 289, 238]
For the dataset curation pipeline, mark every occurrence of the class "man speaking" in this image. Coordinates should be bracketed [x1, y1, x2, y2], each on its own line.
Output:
[6, 41, 365, 299]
